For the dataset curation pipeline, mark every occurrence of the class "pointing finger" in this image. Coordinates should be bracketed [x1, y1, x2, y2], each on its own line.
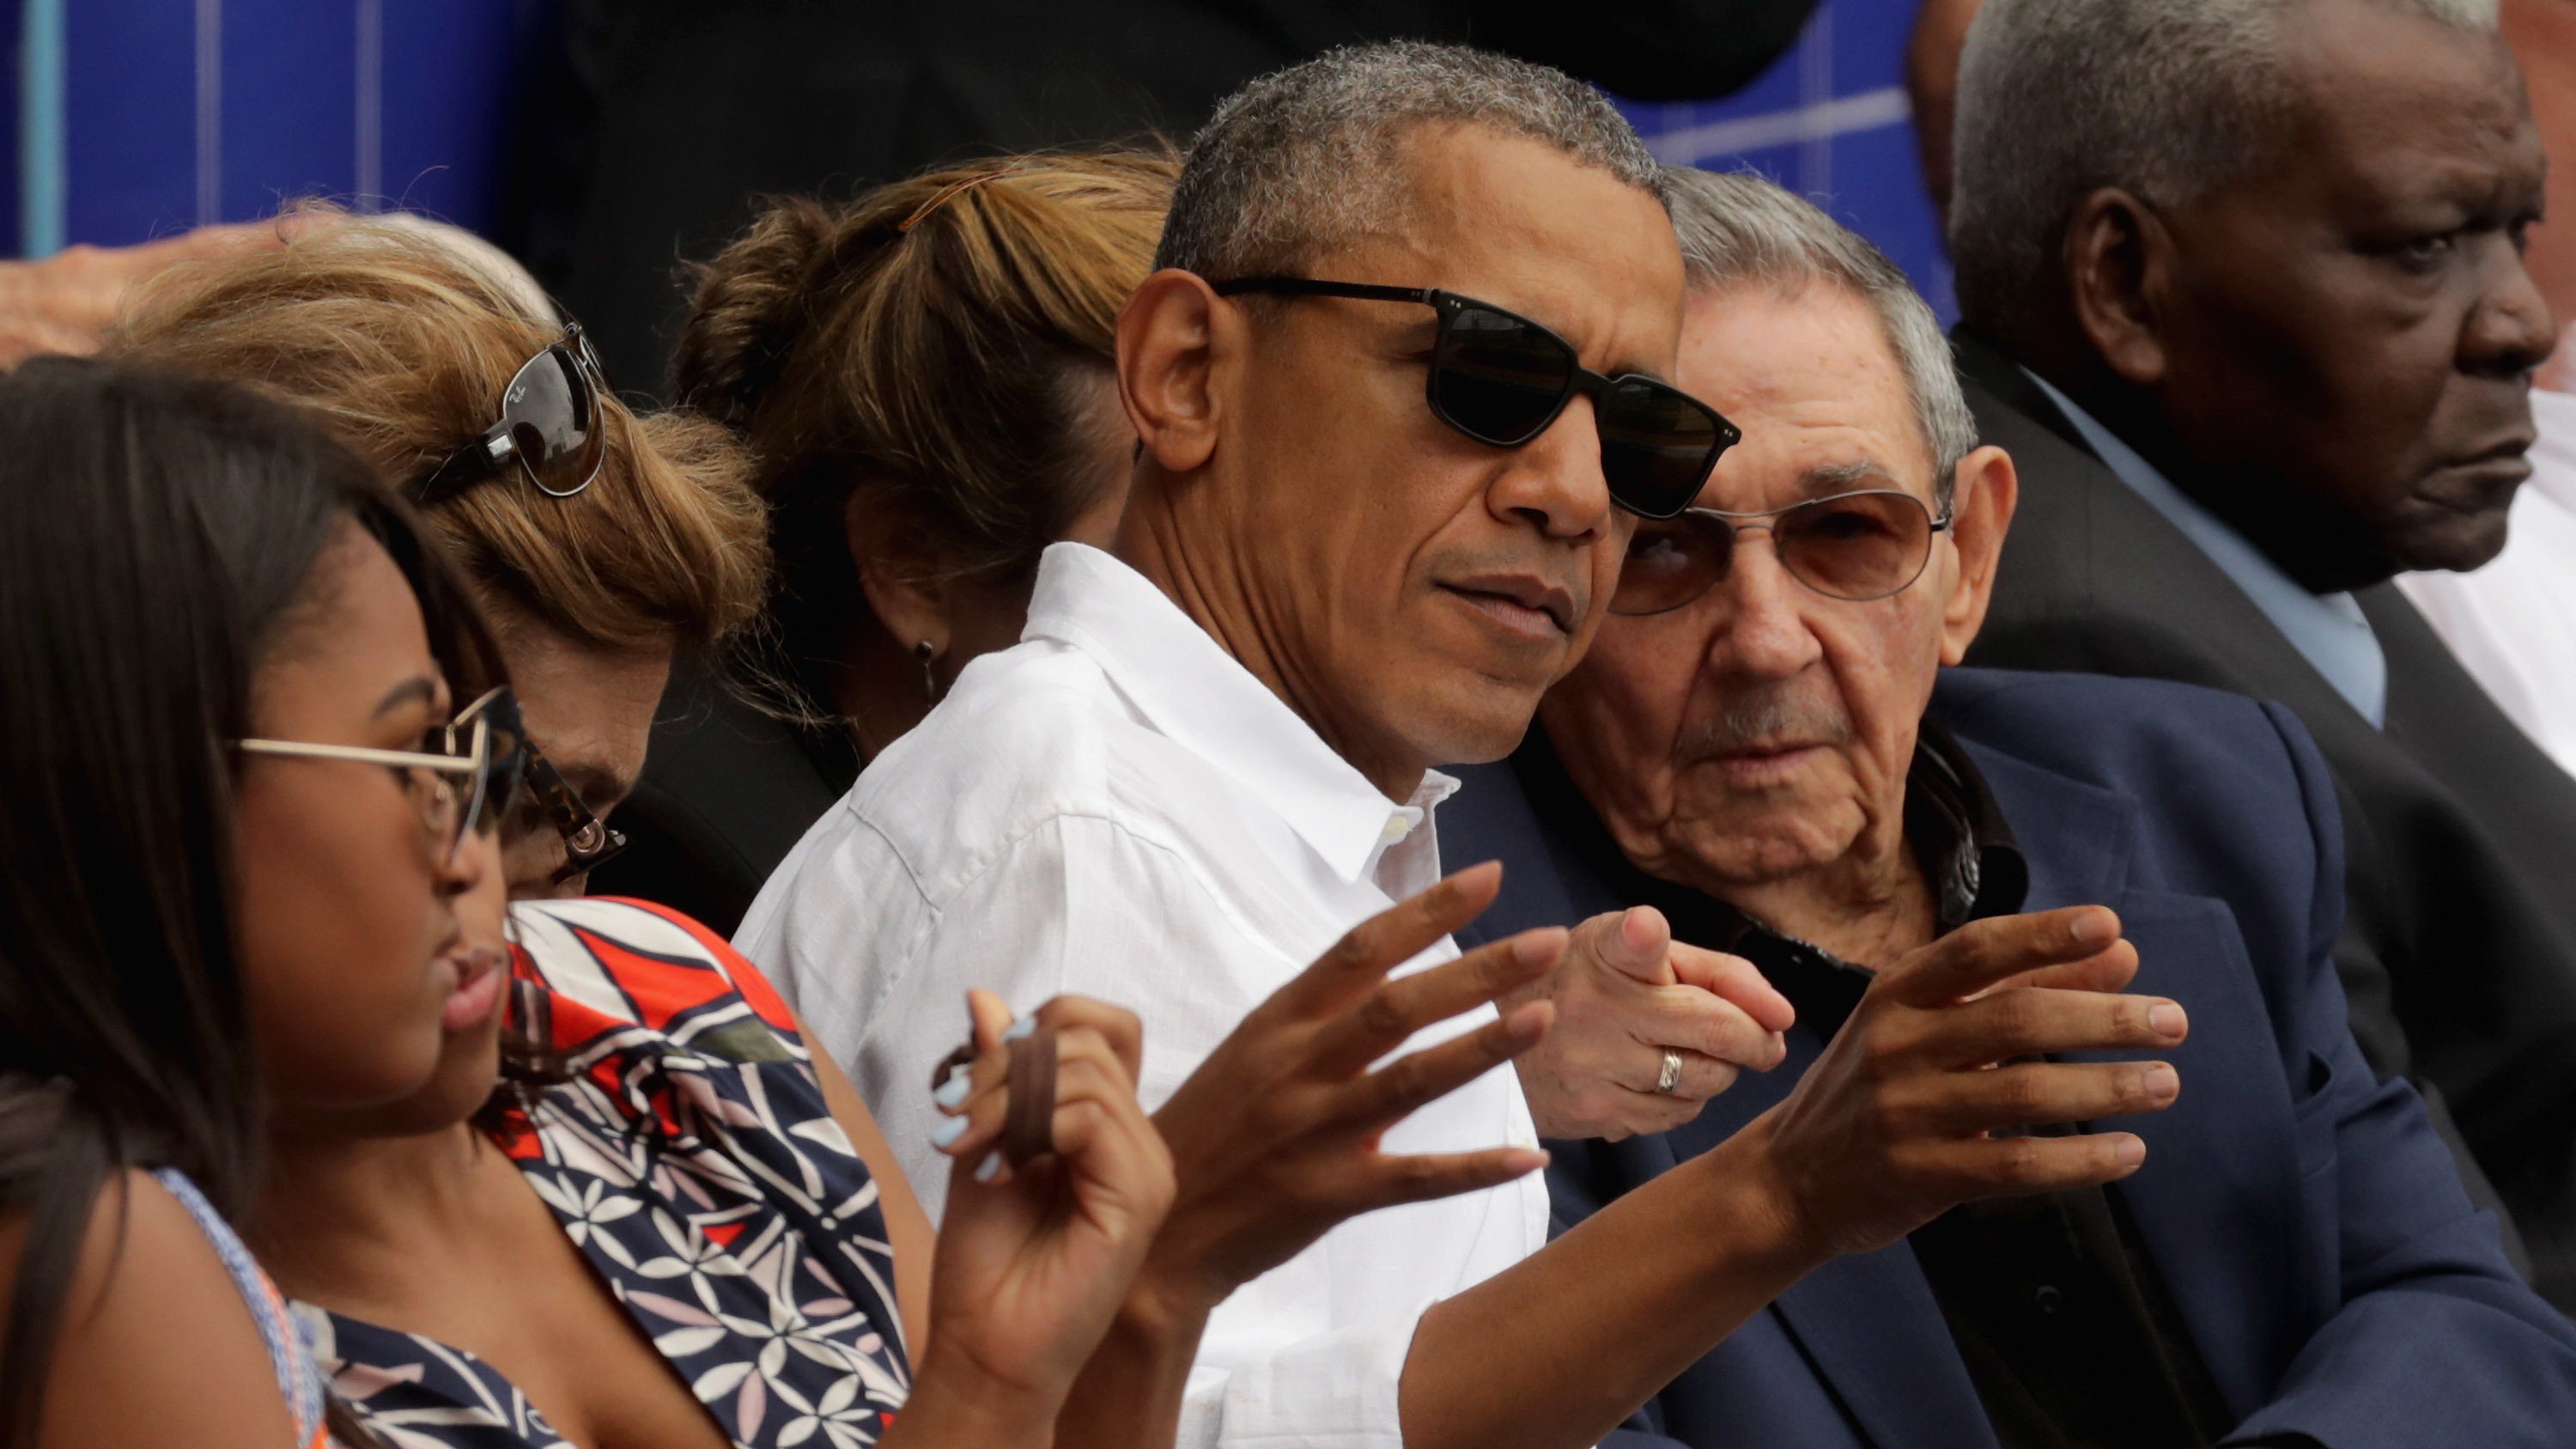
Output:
[1668, 945, 1795, 1034]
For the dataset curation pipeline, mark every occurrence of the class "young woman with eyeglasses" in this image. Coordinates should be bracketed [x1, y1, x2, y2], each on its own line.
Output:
[0, 357, 515, 1449]
[0, 356, 1204, 1449]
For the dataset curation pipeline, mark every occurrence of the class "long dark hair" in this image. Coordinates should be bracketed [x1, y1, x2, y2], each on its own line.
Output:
[0, 357, 501, 1446]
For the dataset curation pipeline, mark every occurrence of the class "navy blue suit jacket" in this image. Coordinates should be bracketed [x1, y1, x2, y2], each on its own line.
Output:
[1442, 669, 2576, 1448]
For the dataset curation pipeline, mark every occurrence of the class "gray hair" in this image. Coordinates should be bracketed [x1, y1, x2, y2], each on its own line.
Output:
[1155, 40, 1663, 278]
[1663, 167, 1977, 500]
[1950, 0, 2500, 340]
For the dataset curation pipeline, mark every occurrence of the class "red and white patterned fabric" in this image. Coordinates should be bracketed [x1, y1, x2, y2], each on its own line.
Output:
[300, 897, 910, 1449]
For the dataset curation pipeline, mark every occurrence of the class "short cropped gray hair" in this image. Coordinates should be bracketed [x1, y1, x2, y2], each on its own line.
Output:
[1950, 0, 2500, 340]
[1663, 167, 1977, 501]
[1155, 40, 1664, 278]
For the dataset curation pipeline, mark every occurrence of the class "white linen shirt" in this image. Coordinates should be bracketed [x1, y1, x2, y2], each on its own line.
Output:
[735, 541, 1549, 1449]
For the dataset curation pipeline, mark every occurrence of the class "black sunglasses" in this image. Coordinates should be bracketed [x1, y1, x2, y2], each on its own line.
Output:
[1210, 277, 1740, 520]
[1611, 490, 1955, 617]
[410, 322, 609, 507]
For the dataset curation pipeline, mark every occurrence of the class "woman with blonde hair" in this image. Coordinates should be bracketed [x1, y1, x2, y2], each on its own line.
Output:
[110, 214, 769, 901]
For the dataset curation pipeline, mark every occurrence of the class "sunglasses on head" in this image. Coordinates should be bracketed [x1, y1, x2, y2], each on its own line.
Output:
[410, 322, 609, 507]
[1610, 489, 1954, 617]
[1209, 277, 1740, 520]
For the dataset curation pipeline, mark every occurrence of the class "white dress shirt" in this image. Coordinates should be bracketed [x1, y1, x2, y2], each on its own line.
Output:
[2397, 387, 2576, 776]
[736, 541, 1548, 1449]
[2026, 369, 2390, 725]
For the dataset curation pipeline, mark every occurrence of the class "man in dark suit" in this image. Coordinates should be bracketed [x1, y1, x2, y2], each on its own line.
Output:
[1943, 0, 2576, 1299]
[1440, 166, 2576, 1446]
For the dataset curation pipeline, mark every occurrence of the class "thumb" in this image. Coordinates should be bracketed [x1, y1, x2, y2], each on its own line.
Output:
[1591, 905, 1677, 986]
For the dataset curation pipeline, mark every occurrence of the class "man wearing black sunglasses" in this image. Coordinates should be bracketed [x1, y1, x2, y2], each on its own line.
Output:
[742, 40, 2310, 1449]
[1439, 167, 2575, 1449]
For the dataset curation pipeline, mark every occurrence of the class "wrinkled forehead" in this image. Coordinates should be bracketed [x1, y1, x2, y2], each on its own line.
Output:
[1679, 279, 1934, 508]
[1321, 123, 1689, 379]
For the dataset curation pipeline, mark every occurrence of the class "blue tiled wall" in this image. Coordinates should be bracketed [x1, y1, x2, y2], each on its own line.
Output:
[9, 0, 1949, 327]
[9, 0, 532, 257]
[1620, 0, 1953, 324]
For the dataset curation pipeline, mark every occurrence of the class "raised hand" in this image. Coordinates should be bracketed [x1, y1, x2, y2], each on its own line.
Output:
[900, 989, 1176, 1445]
[1507, 904, 1793, 1141]
[1139, 859, 1559, 1311]
[1747, 904, 2188, 1259]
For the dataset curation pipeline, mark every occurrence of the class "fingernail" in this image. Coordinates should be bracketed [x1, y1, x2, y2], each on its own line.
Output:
[1001, 1016, 1037, 1043]
[2114, 1135, 2147, 1167]
[973, 1150, 1003, 1183]
[930, 1114, 969, 1149]
[933, 1068, 972, 1110]
[2148, 1002, 2185, 1038]
[2072, 910, 2115, 946]
[2141, 1062, 2178, 1101]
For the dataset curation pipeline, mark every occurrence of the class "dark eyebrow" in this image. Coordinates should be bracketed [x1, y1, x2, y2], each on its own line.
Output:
[372, 676, 440, 719]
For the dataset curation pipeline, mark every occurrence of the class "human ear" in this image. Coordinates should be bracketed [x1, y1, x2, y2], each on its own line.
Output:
[2066, 188, 2174, 387]
[847, 491, 954, 659]
[1939, 444, 2018, 665]
[1115, 269, 1228, 475]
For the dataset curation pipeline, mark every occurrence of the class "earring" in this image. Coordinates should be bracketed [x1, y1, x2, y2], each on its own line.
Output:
[915, 640, 940, 705]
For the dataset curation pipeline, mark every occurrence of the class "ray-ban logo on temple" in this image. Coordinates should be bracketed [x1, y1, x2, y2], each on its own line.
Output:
[411, 321, 610, 507]
[1210, 277, 1741, 520]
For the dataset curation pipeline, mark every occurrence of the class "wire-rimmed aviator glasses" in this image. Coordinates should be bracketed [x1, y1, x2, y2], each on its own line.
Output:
[1609, 488, 1955, 617]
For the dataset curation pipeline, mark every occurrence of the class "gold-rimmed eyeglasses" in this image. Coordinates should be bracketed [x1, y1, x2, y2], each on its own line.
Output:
[234, 686, 529, 864]
[1609, 489, 1954, 617]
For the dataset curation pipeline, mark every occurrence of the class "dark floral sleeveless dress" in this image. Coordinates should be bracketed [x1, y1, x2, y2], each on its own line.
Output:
[294, 898, 911, 1449]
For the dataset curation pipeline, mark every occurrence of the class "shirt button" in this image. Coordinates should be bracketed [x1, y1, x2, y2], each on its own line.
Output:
[1381, 816, 1413, 844]
[2033, 1284, 2063, 1315]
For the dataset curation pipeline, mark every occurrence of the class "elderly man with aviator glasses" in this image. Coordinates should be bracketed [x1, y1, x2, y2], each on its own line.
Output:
[1437, 167, 2576, 1449]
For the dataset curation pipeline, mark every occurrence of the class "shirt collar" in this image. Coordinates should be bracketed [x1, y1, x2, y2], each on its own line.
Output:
[1021, 542, 1452, 885]
[2020, 368, 2388, 727]
[1517, 720, 2027, 1038]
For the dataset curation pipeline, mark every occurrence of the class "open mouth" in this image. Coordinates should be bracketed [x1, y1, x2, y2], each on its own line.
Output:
[440, 945, 507, 1033]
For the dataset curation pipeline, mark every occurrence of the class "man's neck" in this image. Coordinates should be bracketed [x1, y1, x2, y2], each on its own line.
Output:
[2014, 346, 2397, 594]
[1686, 812, 1940, 972]
[1114, 491, 1429, 804]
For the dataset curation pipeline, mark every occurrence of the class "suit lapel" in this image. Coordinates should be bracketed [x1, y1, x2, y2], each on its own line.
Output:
[1952, 343, 2379, 745]
[1659, 1008, 2001, 1448]
[2076, 889, 2306, 1420]
[1977, 744, 2306, 1421]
